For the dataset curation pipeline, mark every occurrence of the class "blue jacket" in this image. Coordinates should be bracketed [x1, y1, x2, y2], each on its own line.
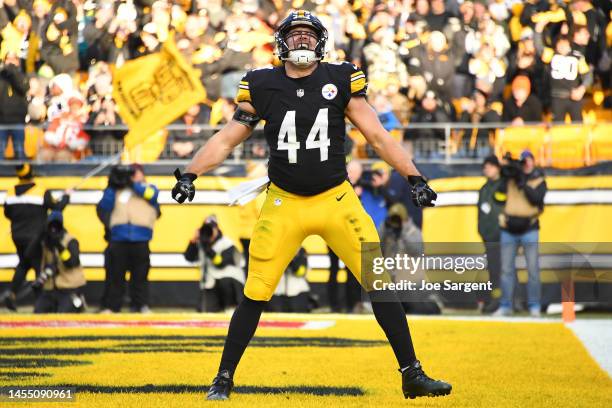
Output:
[97, 182, 160, 242]
[360, 188, 388, 230]
[378, 111, 401, 132]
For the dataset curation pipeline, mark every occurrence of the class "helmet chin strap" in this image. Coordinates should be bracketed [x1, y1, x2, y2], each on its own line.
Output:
[286, 50, 318, 67]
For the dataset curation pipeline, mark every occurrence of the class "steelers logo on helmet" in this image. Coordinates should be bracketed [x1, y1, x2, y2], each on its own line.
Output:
[274, 10, 328, 67]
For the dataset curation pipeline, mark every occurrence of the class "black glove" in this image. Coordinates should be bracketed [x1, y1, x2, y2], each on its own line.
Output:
[172, 169, 197, 203]
[407, 175, 437, 207]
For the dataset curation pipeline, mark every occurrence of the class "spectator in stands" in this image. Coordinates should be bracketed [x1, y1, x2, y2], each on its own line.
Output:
[184, 216, 244, 313]
[413, 0, 430, 23]
[86, 67, 125, 153]
[570, 0, 608, 74]
[318, 0, 365, 64]
[410, 90, 452, 144]
[82, 0, 116, 65]
[477, 155, 503, 314]
[467, 41, 507, 101]
[176, 13, 213, 64]
[0, 51, 28, 159]
[33, 211, 86, 313]
[507, 27, 550, 109]
[448, 0, 478, 98]
[535, 19, 592, 122]
[503, 75, 543, 125]
[427, 0, 452, 32]
[458, 87, 501, 156]
[29, 1, 52, 72]
[46, 73, 74, 121]
[39, 92, 89, 162]
[168, 104, 210, 159]
[139, 22, 162, 56]
[405, 30, 455, 101]
[362, 24, 408, 94]
[494, 150, 547, 317]
[0, 0, 607, 164]
[27, 76, 48, 125]
[270, 248, 313, 313]
[105, 0, 139, 66]
[40, 0, 79, 74]
[97, 164, 160, 313]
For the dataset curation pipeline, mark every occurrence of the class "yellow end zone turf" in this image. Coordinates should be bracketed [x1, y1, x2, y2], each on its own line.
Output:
[0, 314, 610, 408]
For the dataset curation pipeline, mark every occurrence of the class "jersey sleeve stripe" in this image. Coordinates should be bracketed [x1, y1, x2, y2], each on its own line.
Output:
[350, 71, 365, 78]
[350, 74, 366, 81]
[236, 88, 251, 103]
[239, 84, 249, 90]
[240, 81, 249, 85]
[350, 78, 367, 94]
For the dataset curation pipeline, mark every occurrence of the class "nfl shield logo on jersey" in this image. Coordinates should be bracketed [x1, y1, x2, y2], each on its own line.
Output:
[296, 89, 305, 98]
[321, 84, 338, 100]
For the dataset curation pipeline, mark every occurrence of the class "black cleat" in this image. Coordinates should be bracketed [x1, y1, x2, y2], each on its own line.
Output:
[1, 291, 17, 311]
[401, 360, 452, 399]
[206, 370, 233, 400]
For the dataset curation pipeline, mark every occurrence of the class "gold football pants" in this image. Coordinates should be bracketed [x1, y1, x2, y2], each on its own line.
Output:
[245, 181, 382, 301]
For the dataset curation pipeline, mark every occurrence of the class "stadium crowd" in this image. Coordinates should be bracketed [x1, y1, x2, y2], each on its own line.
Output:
[0, 0, 609, 161]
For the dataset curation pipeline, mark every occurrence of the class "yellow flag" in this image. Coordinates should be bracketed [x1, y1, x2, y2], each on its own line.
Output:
[113, 33, 206, 149]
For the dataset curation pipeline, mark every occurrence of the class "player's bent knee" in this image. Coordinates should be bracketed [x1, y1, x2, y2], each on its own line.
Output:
[244, 276, 275, 301]
[249, 219, 284, 261]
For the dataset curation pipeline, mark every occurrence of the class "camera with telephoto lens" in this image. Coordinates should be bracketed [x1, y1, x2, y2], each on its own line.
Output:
[359, 169, 385, 189]
[32, 264, 57, 289]
[109, 165, 135, 189]
[500, 153, 524, 181]
[199, 224, 215, 246]
[45, 220, 63, 249]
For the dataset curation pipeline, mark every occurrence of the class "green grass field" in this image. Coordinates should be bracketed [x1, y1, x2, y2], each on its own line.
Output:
[0, 314, 610, 407]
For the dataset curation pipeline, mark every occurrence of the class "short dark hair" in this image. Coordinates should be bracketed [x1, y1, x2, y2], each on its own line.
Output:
[483, 155, 500, 168]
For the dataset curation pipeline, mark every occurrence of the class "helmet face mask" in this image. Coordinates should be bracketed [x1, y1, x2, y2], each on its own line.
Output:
[275, 10, 328, 67]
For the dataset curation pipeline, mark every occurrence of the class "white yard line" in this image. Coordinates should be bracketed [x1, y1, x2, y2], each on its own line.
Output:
[567, 319, 612, 378]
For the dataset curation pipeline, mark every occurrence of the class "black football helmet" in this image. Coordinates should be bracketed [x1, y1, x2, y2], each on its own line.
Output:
[274, 10, 328, 65]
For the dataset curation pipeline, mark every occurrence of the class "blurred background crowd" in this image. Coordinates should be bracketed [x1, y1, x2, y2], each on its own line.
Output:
[0, 0, 610, 162]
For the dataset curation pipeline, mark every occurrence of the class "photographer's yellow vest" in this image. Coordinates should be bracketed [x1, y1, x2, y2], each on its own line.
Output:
[498, 177, 544, 229]
[41, 233, 86, 291]
[109, 188, 157, 230]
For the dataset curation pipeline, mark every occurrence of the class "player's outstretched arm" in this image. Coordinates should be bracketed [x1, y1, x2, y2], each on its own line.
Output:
[171, 102, 256, 203]
[186, 102, 256, 175]
[345, 96, 437, 207]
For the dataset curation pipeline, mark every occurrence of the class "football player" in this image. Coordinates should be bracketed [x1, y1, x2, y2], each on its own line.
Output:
[172, 10, 451, 401]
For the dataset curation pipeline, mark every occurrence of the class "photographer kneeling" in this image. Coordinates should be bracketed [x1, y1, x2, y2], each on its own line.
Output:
[493, 150, 547, 317]
[184, 216, 243, 312]
[34, 211, 86, 313]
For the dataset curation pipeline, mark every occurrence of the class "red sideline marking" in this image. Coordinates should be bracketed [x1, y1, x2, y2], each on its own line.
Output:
[0, 320, 305, 329]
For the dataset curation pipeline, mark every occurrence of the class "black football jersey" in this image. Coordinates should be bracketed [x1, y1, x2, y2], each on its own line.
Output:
[541, 47, 590, 98]
[236, 62, 368, 196]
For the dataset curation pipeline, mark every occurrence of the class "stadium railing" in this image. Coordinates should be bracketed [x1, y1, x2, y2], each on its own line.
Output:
[1, 122, 611, 168]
